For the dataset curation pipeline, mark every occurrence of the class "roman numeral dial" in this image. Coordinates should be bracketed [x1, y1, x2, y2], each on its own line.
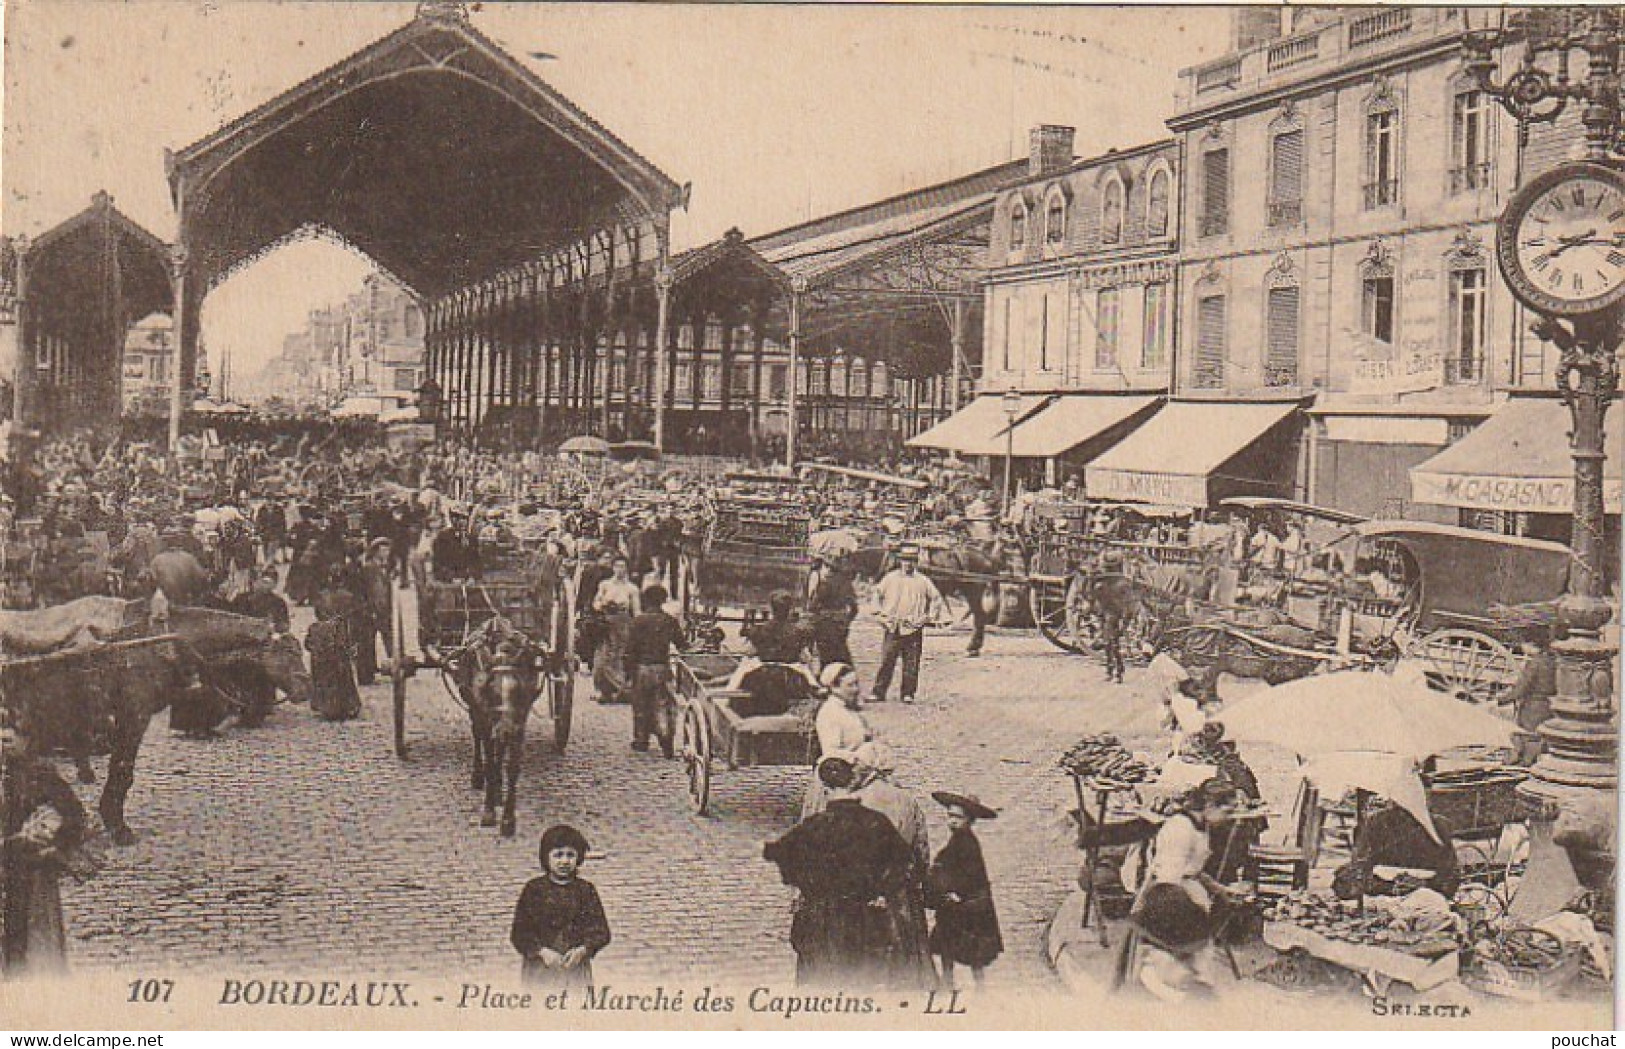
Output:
[1500, 162, 1625, 317]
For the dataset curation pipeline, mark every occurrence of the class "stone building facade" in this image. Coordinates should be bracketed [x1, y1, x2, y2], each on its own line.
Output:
[1167, 7, 1521, 520]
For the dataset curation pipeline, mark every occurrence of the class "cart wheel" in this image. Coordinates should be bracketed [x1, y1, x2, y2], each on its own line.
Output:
[391, 654, 410, 760]
[680, 703, 712, 815]
[552, 672, 573, 754]
[1028, 578, 1088, 654]
[1406, 628, 1521, 704]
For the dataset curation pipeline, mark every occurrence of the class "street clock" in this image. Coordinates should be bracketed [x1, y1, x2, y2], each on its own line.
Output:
[1497, 160, 1625, 318]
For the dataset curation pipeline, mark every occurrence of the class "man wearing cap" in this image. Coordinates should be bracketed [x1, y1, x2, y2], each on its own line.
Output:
[870, 544, 945, 705]
[431, 509, 480, 583]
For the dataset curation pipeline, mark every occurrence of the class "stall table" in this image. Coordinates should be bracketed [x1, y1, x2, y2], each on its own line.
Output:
[1263, 920, 1459, 993]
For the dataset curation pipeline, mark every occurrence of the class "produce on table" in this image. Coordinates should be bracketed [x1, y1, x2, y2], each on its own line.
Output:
[1259, 890, 1460, 956]
[1059, 733, 1156, 785]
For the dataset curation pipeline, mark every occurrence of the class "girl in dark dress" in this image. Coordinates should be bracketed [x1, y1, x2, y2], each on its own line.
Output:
[304, 604, 361, 722]
[925, 791, 1003, 988]
[1, 706, 88, 976]
[511, 825, 611, 988]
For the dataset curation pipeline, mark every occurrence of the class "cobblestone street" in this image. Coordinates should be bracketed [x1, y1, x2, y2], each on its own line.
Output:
[59, 605, 1170, 989]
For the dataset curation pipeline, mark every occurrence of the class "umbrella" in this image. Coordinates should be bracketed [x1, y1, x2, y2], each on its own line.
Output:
[1220, 668, 1515, 764]
[809, 527, 863, 558]
[558, 435, 610, 456]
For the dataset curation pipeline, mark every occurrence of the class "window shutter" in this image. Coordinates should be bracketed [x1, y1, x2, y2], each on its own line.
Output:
[1209, 150, 1228, 233]
[1265, 286, 1300, 385]
[1203, 150, 1230, 233]
[1142, 284, 1166, 369]
[1196, 295, 1226, 388]
[1271, 130, 1303, 202]
[1096, 288, 1120, 370]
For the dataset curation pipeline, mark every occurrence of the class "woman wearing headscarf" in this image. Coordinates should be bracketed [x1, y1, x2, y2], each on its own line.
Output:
[852, 742, 934, 988]
[764, 757, 915, 988]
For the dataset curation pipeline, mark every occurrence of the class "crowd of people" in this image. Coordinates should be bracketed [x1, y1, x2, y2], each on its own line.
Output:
[1, 420, 1581, 997]
[0, 424, 1019, 983]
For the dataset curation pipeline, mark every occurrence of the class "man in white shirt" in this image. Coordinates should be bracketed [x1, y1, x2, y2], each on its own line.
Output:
[870, 544, 945, 705]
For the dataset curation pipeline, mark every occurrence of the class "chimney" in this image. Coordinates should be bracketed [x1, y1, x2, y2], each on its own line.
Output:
[1232, 6, 1284, 51]
[1028, 125, 1075, 178]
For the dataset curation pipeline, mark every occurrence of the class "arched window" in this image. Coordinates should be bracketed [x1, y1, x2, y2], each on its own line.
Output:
[1146, 168, 1171, 238]
[1101, 178, 1125, 244]
[1010, 201, 1028, 250]
[1045, 186, 1069, 246]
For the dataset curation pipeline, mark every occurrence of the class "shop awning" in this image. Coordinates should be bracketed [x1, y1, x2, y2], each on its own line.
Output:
[1085, 400, 1300, 507]
[905, 394, 1045, 454]
[1411, 397, 1625, 514]
[992, 394, 1159, 459]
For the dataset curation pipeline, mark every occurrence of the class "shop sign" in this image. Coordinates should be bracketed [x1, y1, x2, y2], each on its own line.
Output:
[1412, 471, 1625, 513]
[1085, 468, 1204, 508]
[1349, 349, 1443, 396]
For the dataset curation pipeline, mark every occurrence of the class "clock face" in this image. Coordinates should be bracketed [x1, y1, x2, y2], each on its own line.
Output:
[1499, 162, 1625, 317]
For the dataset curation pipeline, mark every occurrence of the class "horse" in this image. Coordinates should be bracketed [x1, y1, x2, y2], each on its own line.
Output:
[8, 597, 313, 845]
[448, 616, 545, 838]
[840, 540, 1011, 657]
[1153, 616, 1400, 704]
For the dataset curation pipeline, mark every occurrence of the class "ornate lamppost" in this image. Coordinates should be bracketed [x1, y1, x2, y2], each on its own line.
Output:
[1464, 8, 1623, 911]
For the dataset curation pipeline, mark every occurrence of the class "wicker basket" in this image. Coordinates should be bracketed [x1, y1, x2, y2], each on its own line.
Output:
[1463, 945, 1583, 1001]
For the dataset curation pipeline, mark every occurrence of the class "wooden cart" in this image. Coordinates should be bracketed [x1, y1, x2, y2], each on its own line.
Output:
[390, 575, 572, 759]
[672, 651, 818, 816]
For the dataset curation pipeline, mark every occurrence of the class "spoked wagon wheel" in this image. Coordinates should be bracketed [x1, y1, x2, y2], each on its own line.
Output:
[1406, 628, 1521, 705]
[551, 671, 574, 754]
[1027, 578, 1089, 654]
[679, 702, 712, 815]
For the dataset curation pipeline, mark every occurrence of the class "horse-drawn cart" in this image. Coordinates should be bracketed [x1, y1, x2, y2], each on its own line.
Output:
[390, 573, 573, 760]
[1353, 522, 1574, 705]
[1023, 502, 1211, 655]
[672, 651, 819, 816]
[689, 497, 813, 626]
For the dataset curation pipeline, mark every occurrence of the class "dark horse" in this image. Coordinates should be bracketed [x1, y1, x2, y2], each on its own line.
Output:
[841, 542, 1011, 656]
[5, 596, 313, 845]
[1060, 552, 1230, 681]
[450, 616, 546, 838]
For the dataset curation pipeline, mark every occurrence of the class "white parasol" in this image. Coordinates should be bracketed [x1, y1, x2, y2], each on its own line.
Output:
[1220, 668, 1515, 764]
[808, 527, 863, 558]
